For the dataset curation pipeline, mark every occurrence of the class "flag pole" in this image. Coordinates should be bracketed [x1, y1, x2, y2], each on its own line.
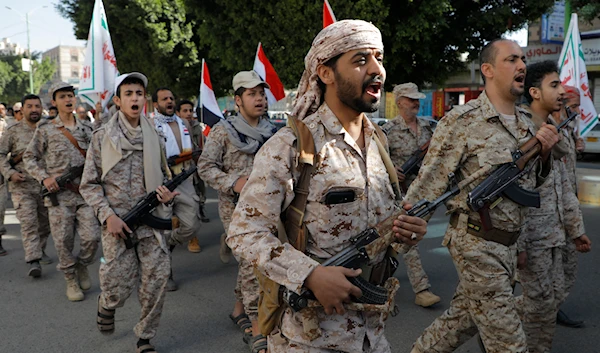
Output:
[200, 58, 205, 127]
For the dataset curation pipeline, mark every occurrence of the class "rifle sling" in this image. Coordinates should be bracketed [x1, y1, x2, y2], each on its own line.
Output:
[53, 121, 87, 157]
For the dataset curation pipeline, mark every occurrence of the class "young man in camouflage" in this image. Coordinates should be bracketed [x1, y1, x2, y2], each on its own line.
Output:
[515, 61, 591, 353]
[381, 82, 440, 308]
[198, 70, 276, 350]
[407, 39, 560, 353]
[0, 94, 52, 276]
[552, 85, 588, 328]
[175, 99, 209, 254]
[80, 72, 178, 353]
[23, 82, 100, 302]
[0, 103, 8, 256]
[227, 20, 428, 353]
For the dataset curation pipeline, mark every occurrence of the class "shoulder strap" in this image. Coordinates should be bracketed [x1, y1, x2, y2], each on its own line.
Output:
[52, 120, 86, 157]
[371, 128, 402, 201]
[280, 117, 316, 253]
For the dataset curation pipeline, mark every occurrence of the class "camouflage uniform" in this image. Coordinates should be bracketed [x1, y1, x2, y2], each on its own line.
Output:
[406, 92, 550, 353]
[514, 114, 585, 353]
[227, 104, 398, 353]
[558, 123, 580, 305]
[382, 115, 433, 294]
[23, 116, 100, 276]
[0, 117, 8, 237]
[0, 120, 50, 263]
[197, 116, 259, 320]
[189, 118, 207, 204]
[79, 117, 171, 339]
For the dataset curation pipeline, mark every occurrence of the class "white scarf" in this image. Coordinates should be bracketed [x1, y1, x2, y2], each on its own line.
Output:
[153, 109, 193, 158]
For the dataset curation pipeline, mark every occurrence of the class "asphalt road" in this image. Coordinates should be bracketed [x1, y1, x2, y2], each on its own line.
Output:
[0, 165, 599, 353]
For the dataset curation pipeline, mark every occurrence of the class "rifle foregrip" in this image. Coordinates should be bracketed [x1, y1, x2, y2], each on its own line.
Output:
[348, 276, 388, 305]
[124, 235, 134, 249]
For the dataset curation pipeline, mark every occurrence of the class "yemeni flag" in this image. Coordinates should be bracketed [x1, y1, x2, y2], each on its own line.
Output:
[253, 43, 285, 105]
[323, 0, 337, 28]
[78, 0, 118, 109]
[199, 59, 224, 136]
[558, 13, 599, 136]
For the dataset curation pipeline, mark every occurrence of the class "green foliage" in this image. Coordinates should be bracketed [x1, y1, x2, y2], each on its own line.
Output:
[571, 0, 600, 23]
[57, 0, 200, 99]
[0, 55, 55, 105]
[57, 0, 558, 97]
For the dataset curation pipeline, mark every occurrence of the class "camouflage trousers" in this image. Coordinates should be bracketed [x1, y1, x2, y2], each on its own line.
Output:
[268, 325, 391, 353]
[515, 247, 564, 353]
[12, 192, 50, 263]
[558, 238, 578, 305]
[413, 223, 527, 353]
[0, 182, 7, 235]
[398, 244, 431, 293]
[48, 203, 100, 274]
[170, 178, 201, 244]
[220, 199, 259, 321]
[99, 229, 170, 339]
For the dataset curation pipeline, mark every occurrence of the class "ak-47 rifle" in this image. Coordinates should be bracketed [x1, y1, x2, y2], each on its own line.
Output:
[9, 152, 24, 167]
[121, 167, 197, 249]
[284, 166, 491, 311]
[41, 165, 85, 206]
[166, 150, 202, 167]
[467, 106, 578, 230]
[399, 140, 430, 191]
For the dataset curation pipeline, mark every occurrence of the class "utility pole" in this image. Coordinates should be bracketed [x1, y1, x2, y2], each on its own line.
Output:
[5, 5, 47, 94]
[26, 12, 33, 94]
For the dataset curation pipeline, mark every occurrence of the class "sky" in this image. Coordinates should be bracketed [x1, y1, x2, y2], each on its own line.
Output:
[0, 0, 529, 54]
[1, 0, 86, 53]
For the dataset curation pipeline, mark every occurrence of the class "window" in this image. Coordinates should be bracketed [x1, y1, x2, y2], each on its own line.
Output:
[71, 55, 78, 62]
[72, 70, 79, 78]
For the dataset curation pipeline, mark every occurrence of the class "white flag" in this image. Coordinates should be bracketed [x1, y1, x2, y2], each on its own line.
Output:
[558, 13, 599, 136]
[78, 0, 118, 110]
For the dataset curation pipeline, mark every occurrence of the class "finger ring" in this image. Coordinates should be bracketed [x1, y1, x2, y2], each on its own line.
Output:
[411, 232, 417, 240]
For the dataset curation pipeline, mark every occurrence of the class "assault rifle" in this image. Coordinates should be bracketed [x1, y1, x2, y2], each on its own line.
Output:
[121, 167, 197, 249]
[9, 152, 24, 167]
[467, 106, 578, 230]
[41, 165, 85, 206]
[284, 167, 490, 311]
[399, 140, 430, 191]
[166, 150, 202, 167]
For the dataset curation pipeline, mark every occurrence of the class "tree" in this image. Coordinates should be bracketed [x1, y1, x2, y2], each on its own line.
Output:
[570, 0, 600, 22]
[58, 0, 558, 97]
[0, 54, 55, 105]
[57, 0, 201, 99]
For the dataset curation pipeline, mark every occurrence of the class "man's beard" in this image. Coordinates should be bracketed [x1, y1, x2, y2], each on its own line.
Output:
[335, 71, 381, 113]
[158, 106, 173, 116]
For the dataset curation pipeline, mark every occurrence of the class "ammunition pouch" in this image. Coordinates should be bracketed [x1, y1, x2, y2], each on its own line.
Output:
[450, 213, 521, 246]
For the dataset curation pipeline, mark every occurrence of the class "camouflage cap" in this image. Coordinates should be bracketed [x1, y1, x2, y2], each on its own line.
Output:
[393, 82, 426, 100]
[49, 82, 75, 100]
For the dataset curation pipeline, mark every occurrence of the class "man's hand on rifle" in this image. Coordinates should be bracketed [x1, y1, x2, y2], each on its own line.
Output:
[575, 137, 585, 153]
[156, 185, 179, 204]
[395, 166, 406, 183]
[574, 235, 591, 253]
[537, 123, 560, 161]
[10, 173, 26, 183]
[304, 265, 363, 315]
[43, 176, 59, 193]
[106, 214, 132, 239]
[392, 203, 427, 246]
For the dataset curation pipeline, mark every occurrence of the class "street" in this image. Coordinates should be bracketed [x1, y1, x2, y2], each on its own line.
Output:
[0, 162, 599, 353]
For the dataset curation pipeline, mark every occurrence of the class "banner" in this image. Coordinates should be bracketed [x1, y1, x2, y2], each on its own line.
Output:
[199, 59, 224, 136]
[78, 0, 118, 109]
[323, 0, 337, 28]
[253, 43, 285, 105]
[558, 13, 598, 136]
